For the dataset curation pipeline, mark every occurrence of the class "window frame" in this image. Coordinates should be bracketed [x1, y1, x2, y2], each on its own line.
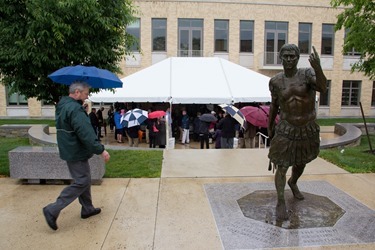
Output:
[371, 81, 375, 107]
[239, 20, 254, 53]
[344, 28, 361, 56]
[152, 18, 167, 52]
[341, 80, 361, 106]
[6, 86, 28, 106]
[319, 80, 331, 106]
[298, 22, 312, 55]
[321, 24, 335, 55]
[214, 19, 229, 52]
[264, 21, 288, 65]
[178, 18, 204, 57]
[126, 18, 141, 52]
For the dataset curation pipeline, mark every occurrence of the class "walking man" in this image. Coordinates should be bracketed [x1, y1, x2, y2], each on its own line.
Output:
[268, 44, 327, 220]
[43, 81, 110, 230]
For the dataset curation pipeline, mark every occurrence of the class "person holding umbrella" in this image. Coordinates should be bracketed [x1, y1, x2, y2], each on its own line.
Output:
[42, 81, 110, 231]
[125, 125, 140, 147]
[198, 120, 210, 149]
[121, 108, 148, 147]
[114, 109, 124, 143]
[198, 112, 217, 149]
[217, 112, 238, 149]
[244, 122, 257, 148]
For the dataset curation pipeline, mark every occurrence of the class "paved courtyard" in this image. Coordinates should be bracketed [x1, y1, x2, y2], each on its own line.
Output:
[0, 148, 374, 250]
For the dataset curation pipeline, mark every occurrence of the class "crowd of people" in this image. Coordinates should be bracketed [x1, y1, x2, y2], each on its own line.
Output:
[85, 103, 270, 149]
[110, 106, 167, 148]
[168, 106, 270, 149]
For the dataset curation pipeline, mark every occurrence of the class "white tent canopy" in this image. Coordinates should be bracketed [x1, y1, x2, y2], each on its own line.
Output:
[90, 57, 271, 104]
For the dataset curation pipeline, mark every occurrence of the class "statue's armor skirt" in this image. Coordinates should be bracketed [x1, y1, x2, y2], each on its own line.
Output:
[268, 120, 320, 167]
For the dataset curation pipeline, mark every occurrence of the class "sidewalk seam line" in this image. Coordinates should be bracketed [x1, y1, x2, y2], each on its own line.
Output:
[100, 178, 131, 250]
[151, 178, 162, 250]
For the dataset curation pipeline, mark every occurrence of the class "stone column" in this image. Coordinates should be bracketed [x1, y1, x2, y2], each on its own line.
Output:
[0, 85, 7, 117]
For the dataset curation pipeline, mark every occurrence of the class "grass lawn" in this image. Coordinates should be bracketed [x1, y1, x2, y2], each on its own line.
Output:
[0, 117, 374, 176]
[104, 150, 163, 178]
[0, 137, 30, 176]
[0, 119, 55, 127]
[0, 136, 163, 178]
[319, 135, 375, 173]
[317, 117, 375, 126]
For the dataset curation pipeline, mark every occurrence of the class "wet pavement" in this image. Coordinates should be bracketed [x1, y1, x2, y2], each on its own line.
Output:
[0, 137, 374, 249]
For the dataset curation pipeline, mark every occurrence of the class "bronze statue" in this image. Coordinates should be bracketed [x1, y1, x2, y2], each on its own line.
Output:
[268, 44, 327, 220]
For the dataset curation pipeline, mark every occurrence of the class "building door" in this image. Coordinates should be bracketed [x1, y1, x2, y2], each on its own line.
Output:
[178, 19, 203, 57]
[265, 22, 288, 65]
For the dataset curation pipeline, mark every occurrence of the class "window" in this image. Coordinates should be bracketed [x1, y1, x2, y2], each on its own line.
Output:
[215, 20, 229, 52]
[264, 21, 288, 65]
[240, 20, 254, 53]
[126, 18, 140, 52]
[298, 23, 312, 54]
[372, 82, 375, 106]
[152, 18, 167, 52]
[341, 80, 361, 106]
[321, 24, 334, 55]
[319, 80, 331, 106]
[178, 19, 203, 57]
[41, 100, 55, 106]
[6, 86, 28, 106]
[344, 28, 361, 56]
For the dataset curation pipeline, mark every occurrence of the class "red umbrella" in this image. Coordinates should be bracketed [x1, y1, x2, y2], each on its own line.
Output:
[148, 110, 166, 119]
[240, 106, 279, 128]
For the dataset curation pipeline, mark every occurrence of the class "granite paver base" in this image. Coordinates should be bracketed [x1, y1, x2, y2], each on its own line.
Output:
[204, 181, 375, 249]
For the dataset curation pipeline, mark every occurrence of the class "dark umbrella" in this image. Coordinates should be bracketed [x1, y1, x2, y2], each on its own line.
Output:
[199, 113, 218, 122]
[240, 105, 279, 128]
[121, 108, 148, 128]
[48, 65, 122, 88]
[219, 104, 246, 128]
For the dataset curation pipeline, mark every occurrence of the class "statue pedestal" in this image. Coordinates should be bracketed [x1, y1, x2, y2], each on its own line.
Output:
[204, 181, 375, 249]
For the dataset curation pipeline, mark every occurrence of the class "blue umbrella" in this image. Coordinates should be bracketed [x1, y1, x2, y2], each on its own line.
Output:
[121, 109, 148, 128]
[48, 65, 122, 88]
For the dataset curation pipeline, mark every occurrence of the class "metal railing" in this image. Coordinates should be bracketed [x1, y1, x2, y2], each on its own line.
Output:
[256, 132, 269, 149]
[264, 52, 281, 65]
[178, 50, 204, 57]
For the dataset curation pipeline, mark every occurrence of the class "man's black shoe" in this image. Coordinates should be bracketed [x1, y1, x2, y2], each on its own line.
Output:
[81, 208, 101, 219]
[43, 207, 58, 230]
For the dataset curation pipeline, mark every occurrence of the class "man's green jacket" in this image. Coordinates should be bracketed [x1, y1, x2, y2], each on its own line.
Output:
[55, 96, 104, 161]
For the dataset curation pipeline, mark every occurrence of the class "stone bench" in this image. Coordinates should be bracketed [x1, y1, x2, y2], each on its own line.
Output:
[9, 146, 105, 184]
[320, 123, 362, 149]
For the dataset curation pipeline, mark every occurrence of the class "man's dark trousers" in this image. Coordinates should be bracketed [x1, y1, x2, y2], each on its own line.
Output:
[44, 160, 96, 217]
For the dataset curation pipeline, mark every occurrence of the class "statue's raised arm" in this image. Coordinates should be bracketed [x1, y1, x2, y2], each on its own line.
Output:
[309, 46, 327, 93]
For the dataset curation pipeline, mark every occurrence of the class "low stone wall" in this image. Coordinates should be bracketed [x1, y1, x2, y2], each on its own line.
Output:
[320, 123, 363, 149]
[351, 123, 375, 135]
[28, 124, 56, 146]
[0, 124, 57, 146]
[0, 124, 32, 138]
[9, 146, 105, 184]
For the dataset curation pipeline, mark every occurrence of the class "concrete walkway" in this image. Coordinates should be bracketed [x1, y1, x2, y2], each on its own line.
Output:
[0, 149, 374, 250]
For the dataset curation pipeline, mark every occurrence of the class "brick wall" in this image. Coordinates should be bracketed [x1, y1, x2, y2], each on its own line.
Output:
[0, 0, 373, 118]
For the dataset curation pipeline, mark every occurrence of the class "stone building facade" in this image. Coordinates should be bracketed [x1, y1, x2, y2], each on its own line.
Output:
[1, 0, 374, 118]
